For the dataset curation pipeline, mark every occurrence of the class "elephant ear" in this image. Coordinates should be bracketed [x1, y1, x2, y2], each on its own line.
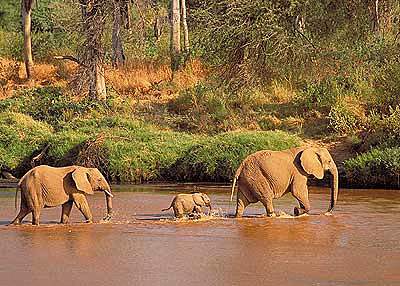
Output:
[72, 167, 94, 194]
[300, 148, 324, 179]
[192, 193, 205, 206]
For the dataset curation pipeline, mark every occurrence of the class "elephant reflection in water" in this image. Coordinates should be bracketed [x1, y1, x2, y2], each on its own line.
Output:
[230, 147, 339, 217]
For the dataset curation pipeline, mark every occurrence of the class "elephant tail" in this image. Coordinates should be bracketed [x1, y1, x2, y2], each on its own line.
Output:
[14, 185, 21, 210]
[161, 204, 173, 212]
[230, 164, 243, 202]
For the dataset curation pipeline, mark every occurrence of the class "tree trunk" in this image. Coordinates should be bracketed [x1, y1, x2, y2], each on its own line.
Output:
[367, 0, 380, 33]
[170, 0, 180, 72]
[181, 0, 189, 53]
[21, 0, 33, 79]
[80, 0, 106, 100]
[374, 0, 379, 33]
[112, 0, 126, 68]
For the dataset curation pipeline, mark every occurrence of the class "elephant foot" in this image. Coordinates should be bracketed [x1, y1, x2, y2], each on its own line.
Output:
[294, 207, 309, 216]
[8, 220, 20, 226]
[102, 213, 112, 222]
[266, 212, 276, 218]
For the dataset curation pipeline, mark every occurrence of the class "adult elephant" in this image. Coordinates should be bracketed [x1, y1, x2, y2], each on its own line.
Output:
[230, 147, 338, 217]
[10, 165, 113, 225]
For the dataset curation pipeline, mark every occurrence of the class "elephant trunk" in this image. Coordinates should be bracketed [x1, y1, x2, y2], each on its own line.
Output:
[103, 186, 113, 221]
[206, 203, 212, 216]
[326, 165, 339, 214]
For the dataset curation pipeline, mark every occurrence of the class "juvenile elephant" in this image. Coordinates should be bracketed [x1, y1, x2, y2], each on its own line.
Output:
[162, 192, 211, 218]
[10, 165, 113, 225]
[230, 146, 338, 217]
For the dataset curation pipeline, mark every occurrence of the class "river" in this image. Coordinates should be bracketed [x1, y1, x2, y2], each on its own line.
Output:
[0, 185, 400, 285]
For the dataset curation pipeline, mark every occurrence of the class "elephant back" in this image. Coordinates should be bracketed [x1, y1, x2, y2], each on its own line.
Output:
[21, 165, 71, 207]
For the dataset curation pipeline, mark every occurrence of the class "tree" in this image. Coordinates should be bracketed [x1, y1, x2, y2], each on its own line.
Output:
[170, 0, 191, 72]
[112, 0, 130, 68]
[181, 0, 189, 53]
[170, 0, 180, 72]
[21, 0, 34, 79]
[79, 0, 107, 100]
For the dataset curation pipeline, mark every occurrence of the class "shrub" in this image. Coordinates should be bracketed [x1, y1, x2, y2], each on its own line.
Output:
[161, 130, 300, 182]
[0, 112, 53, 172]
[344, 147, 400, 189]
[328, 98, 366, 135]
[0, 85, 119, 130]
[360, 106, 400, 150]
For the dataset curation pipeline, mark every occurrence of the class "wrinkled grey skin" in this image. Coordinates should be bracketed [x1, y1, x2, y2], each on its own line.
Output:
[10, 165, 113, 225]
[162, 192, 212, 218]
[230, 147, 338, 217]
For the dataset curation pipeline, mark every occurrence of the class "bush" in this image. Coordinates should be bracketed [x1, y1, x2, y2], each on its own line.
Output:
[41, 116, 197, 183]
[161, 130, 300, 182]
[344, 147, 400, 189]
[0, 112, 53, 171]
[328, 98, 366, 135]
[0, 85, 119, 130]
[359, 106, 400, 150]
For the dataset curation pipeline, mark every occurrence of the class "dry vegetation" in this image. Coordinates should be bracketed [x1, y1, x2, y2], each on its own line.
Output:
[0, 57, 207, 102]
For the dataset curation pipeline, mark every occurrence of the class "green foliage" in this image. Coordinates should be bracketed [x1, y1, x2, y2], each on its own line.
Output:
[344, 147, 400, 189]
[191, 0, 306, 87]
[162, 131, 300, 182]
[0, 0, 20, 32]
[0, 86, 119, 130]
[0, 107, 300, 183]
[168, 83, 233, 133]
[363, 106, 400, 149]
[328, 104, 361, 135]
[0, 112, 53, 170]
[0, 31, 24, 59]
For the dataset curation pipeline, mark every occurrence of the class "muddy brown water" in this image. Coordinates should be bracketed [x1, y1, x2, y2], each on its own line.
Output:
[1, 185, 400, 285]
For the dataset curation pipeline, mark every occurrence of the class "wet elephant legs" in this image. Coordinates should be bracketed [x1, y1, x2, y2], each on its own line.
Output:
[292, 179, 310, 216]
[10, 193, 41, 225]
[10, 204, 31, 225]
[235, 191, 250, 217]
[72, 193, 93, 223]
[60, 200, 74, 223]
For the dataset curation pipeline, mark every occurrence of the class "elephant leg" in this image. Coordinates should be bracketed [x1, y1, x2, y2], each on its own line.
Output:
[32, 207, 41, 225]
[10, 204, 31, 225]
[193, 205, 202, 214]
[235, 191, 250, 218]
[292, 180, 311, 216]
[60, 200, 74, 224]
[259, 197, 275, 217]
[72, 193, 93, 223]
[173, 204, 184, 219]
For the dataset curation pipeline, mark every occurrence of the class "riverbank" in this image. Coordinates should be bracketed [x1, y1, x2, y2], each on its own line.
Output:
[0, 58, 398, 189]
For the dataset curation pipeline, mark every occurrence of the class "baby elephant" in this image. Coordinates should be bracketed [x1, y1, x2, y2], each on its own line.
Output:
[162, 192, 211, 218]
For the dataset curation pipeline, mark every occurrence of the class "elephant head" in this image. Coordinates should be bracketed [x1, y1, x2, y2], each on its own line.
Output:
[72, 167, 113, 219]
[299, 147, 338, 214]
[192, 192, 212, 210]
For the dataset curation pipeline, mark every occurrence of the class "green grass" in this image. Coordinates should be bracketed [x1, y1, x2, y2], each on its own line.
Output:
[0, 112, 53, 171]
[161, 130, 300, 182]
[0, 103, 301, 183]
